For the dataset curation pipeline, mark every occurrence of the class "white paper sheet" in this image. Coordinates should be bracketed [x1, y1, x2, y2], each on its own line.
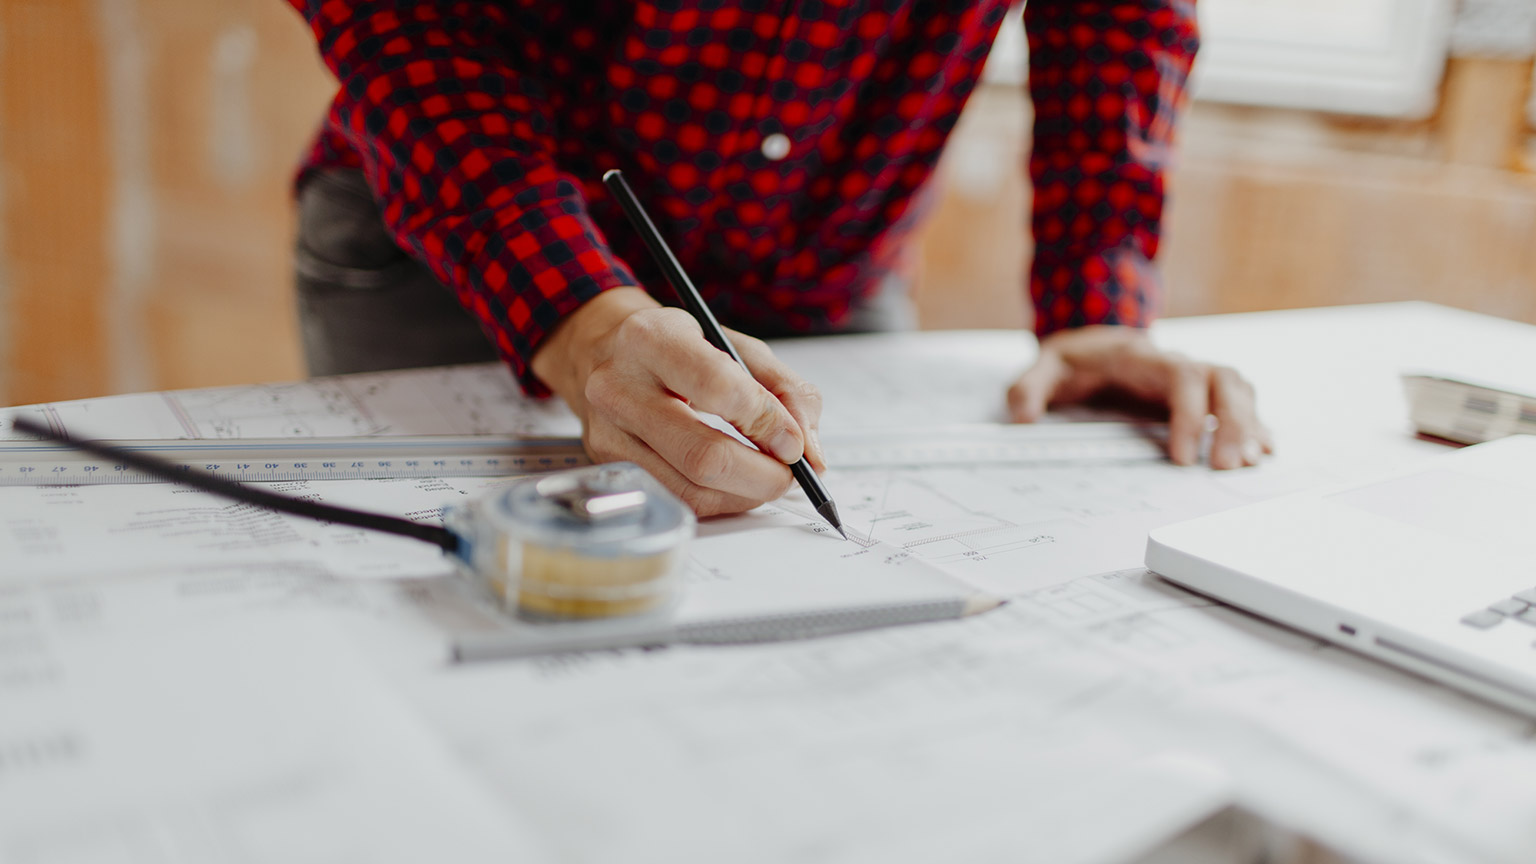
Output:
[0, 363, 580, 441]
[0, 601, 551, 863]
[1013, 569, 1536, 862]
[0, 476, 499, 581]
[400, 600, 1238, 864]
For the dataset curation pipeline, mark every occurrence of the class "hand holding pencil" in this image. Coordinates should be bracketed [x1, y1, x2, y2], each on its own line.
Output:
[528, 175, 842, 535]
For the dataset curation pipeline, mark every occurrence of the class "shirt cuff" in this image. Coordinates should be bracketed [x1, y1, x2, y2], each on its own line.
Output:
[461, 196, 641, 398]
[1030, 243, 1160, 338]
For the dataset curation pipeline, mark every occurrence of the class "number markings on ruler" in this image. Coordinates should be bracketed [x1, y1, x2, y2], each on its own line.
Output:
[0, 436, 591, 486]
[0, 423, 1168, 486]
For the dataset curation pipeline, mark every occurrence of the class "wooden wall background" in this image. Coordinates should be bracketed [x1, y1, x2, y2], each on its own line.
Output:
[0, 0, 332, 406]
[2, 2, 1534, 405]
[913, 57, 1536, 332]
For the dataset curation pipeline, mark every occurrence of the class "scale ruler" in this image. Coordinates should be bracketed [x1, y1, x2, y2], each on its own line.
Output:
[0, 423, 1167, 487]
[0, 435, 590, 486]
[820, 423, 1167, 468]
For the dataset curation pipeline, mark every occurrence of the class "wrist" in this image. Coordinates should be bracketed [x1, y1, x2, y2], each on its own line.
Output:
[531, 287, 659, 409]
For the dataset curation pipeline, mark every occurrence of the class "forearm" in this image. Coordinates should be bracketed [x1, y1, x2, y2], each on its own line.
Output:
[1023, 0, 1199, 335]
[289, 0, 639, 393]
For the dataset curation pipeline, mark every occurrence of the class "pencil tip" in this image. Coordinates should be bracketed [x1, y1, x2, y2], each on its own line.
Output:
[815, 500, 847, 541]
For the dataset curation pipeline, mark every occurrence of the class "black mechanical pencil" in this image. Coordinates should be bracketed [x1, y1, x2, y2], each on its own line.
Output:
[602, 169, 847, 540]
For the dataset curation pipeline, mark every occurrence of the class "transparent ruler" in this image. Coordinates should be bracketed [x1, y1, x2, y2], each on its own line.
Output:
[0, 435, 589, 486]
[821, 423, 1167, 468]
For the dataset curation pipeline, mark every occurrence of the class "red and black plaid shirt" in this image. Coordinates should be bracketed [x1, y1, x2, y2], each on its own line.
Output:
[289, 0, 1198, 395]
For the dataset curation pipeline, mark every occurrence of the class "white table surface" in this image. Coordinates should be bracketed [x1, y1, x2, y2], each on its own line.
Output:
[4, 302, 1535, 864]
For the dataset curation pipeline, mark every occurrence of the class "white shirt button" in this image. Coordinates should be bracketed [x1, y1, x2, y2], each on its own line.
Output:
[760, 133, 792, 161]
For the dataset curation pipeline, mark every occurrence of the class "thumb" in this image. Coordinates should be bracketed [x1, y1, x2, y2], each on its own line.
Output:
[1007, 352, 1066, 423]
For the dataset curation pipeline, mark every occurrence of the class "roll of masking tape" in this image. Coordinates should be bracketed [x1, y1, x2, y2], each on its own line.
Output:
[445, 462, 694, 620]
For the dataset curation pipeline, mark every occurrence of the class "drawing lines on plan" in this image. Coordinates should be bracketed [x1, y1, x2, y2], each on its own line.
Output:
[163, 379, 376, 438]
[777, 469, 1059, 565]
[163, 364, 579, 439]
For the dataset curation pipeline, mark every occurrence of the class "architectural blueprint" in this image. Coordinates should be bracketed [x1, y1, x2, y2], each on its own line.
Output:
[0, 363, 581, 441]
[7, 315, 1536, 863]
[0, 330, 1049, 443]
[0, 601, 552, 863]
[1013, 569, 1536, 862]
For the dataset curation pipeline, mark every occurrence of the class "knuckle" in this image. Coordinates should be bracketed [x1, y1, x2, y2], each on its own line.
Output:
[616, 308, 677, 350]
[739, 388, 783, 435]
[788, 379, 822, 411]
[733, 333, 769, 358]
[678, 436, 732, 485]
[675, 482, 709, 513]
[612, 312, 653, 348]
[657, 306, 696, 327]
[1175, 361, 1208, 386]
[700, 362, 743, 407]
[679, 484, 729, 517]
[656, 308, 703, 346]
[583, 365, 623, 412]
[582, 425, 623, 462]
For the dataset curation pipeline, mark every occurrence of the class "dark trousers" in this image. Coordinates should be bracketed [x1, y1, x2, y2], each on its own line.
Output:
[293, 169, 915, 377]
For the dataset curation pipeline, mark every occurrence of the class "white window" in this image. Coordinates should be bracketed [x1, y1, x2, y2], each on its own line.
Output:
[1192, 0, 1453, 118]
[986, 0, 1456, 120]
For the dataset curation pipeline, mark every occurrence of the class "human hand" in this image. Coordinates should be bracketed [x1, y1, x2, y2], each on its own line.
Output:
[531, 288, 826, 516]
[1006, 325, 1273, 469]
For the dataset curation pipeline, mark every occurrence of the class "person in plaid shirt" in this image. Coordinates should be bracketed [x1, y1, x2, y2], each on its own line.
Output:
[287, 0, 1271, 516]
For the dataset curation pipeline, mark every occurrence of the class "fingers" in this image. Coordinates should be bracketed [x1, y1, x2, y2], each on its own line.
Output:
[584, 422, 770, 517]
[1007, 348, 1068, 423]
[590, 369, 796, 503]
[1007, 327, 1271, 470]
[624, 316, 806, 465]
[1165, 358, 1270, 469]
[1164, 358, 1211, 467]
[732, 332, 827, 472]
[580, 308, 806, 517]
[1206, 365, 1271, 469]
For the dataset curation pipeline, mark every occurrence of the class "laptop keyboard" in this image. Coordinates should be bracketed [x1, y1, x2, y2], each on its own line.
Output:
[1461, 589, 1536, 630]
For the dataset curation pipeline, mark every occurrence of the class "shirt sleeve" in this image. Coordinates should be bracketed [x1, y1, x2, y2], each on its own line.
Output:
[287, 1, 639, 395]
[1023, 0, 1199, 337]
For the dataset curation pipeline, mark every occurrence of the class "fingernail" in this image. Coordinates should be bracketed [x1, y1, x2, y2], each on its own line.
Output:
[768, 428, 803, 464]
[1215, 442, 1241, 469]
[1241, 439, 1262, 464]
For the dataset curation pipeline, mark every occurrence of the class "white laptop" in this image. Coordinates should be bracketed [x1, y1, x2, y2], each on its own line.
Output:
[1146, 435, 1536, 717]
